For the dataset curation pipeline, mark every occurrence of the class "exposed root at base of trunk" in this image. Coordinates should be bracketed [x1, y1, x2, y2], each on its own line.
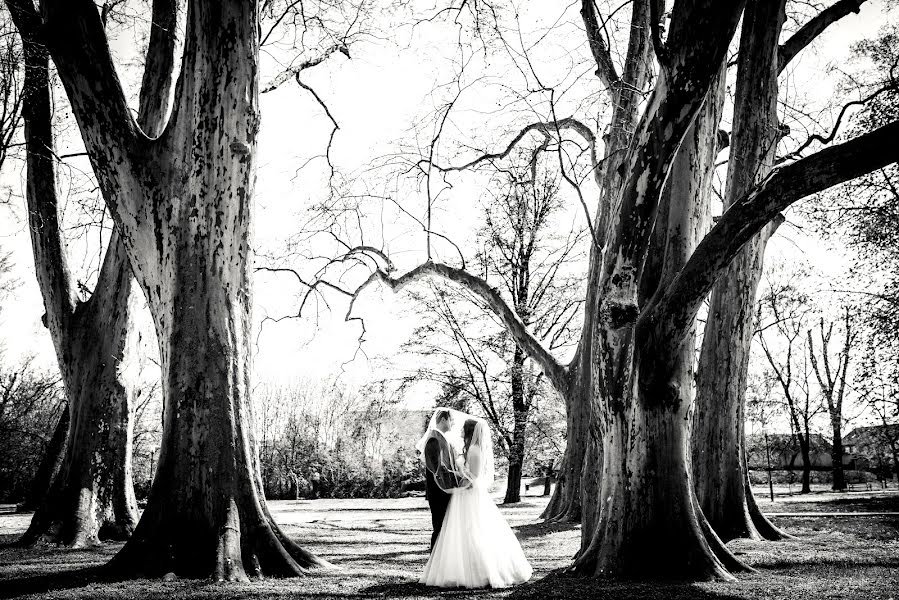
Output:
[744, 469, 796, 541]
[541, 501, 582, 524]
[566, 497, 741, 582]
[696, 498, 754, 575]
[17, 501, 135, 549]
[107, 498, 328, 581]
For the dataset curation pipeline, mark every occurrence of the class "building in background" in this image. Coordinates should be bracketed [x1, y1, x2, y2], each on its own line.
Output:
[843, 424, 899, 479]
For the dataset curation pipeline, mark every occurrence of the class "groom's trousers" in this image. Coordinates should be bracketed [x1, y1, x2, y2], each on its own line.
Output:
[425, 470, 451, 551]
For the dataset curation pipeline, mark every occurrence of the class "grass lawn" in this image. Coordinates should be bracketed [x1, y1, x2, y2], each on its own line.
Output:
[0, 488, 896, 599]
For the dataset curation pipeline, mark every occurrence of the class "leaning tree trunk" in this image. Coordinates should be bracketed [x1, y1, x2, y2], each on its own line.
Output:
[22, 247, 141, 546]
[541, 382, 586, 521]
[542, 0, 654, 525]
[11, 25, 139, 547]
[17, 403, 68, 514]
[692, 0, 790, 543]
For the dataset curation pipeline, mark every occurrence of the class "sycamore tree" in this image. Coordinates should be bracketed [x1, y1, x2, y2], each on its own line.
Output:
[288, 0, 899, 580]
[2, 1, 151, 545]
[1, 0, 381, 579]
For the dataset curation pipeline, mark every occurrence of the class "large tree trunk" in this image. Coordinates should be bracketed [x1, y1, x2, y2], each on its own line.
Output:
[692, 0, 790, 543]
[22, 244, 140, 546]
[574, 6, 749, 571]
[541, 0, 654, 526]
[10, 22, 139, 547]
[111, 272, 322, 578]
[574, 356, 745, 580]
[99, 1, 325, 579]
[541, 382, 585, 521]
[693, 219, 784, 541]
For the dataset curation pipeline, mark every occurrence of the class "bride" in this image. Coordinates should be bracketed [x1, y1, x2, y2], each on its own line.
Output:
[419, 411, 533, 588]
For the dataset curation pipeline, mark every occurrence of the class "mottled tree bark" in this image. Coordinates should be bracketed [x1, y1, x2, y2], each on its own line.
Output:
[692, 0, 787, 543]
[543, 0, 653, 527]
[23, 0, 325, 579]
[17, 404, 68, 514]
[6, 7, 140, 546]
[694, 0, 867, 542]
[541, 379, 586, 522]
[572, 1, 748, 578]
[21, 238, 142, 546]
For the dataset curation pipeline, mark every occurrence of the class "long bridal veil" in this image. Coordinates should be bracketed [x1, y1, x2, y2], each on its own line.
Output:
[419, 410, 533, 588]
[416, 409, 498, 493]
[461, 417, 496, 491]
[415, 408, 468, 492]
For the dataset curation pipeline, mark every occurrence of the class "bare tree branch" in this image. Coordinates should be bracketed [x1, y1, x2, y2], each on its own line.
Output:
[778, 0, 867, 74]
[645, 118, 899, 349]
[580, 0, 620, 90]
[351, 261, 570, 394]
[261, 43, 350, 94]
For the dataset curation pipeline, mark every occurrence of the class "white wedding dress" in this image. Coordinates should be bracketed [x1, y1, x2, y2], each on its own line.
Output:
[420, 420, 533, 588]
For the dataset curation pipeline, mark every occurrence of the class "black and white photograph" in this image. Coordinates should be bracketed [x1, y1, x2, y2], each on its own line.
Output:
[0, 0, 897, 598]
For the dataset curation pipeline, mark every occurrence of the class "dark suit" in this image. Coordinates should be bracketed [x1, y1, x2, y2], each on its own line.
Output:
[424, 436, 452, 550]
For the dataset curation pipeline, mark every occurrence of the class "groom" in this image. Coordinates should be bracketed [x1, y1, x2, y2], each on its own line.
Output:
[423, 408, 457, 551]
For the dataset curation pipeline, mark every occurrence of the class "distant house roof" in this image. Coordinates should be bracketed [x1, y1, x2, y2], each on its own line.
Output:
[842, 424, 899, 462]
[745, 433, 853, 470]
[843, 424, 899, 445]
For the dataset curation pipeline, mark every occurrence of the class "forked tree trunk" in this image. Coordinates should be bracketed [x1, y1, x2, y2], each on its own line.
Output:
[692, 0, 791, 543]
[10, 24, 139, 546]
[574, 9, 750, 570]
[98, 1, 325, 579]
[541, 0, 653, 525]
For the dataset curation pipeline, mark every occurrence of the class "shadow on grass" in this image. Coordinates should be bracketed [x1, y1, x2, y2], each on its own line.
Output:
[361, 572, 750, 600]
[754, 556, 899, 571]
[506, 572, 746, 600]
[771, 514, 899, 540]
[276, 503, 430, 513]
[512, 520, 580, 542]
[361, 580, 504, 597]
[0, 566, 107, 599]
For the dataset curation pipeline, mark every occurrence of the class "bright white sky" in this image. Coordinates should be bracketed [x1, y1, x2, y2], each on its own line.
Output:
[0, 0, 891, 417]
